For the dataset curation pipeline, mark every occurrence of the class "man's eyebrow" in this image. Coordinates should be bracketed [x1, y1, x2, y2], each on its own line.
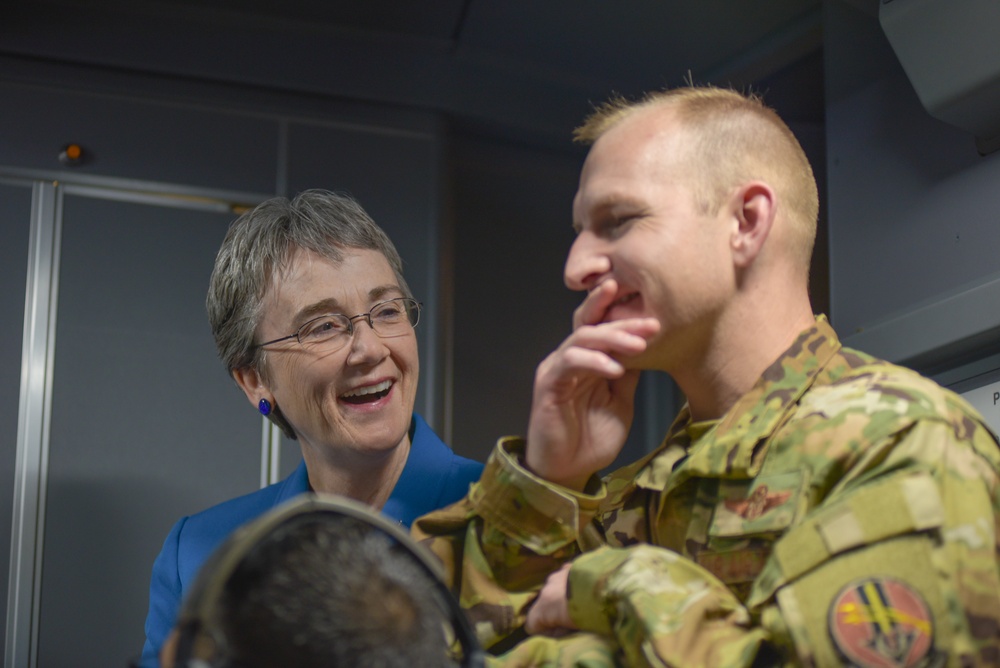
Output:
[291, 285, 404, 324]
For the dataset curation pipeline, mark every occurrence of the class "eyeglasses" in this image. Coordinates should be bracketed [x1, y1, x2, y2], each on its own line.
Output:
[256, 297, 421, 353]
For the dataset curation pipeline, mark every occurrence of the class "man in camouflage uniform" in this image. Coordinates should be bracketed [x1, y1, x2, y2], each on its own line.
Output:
[414, 86, 1000, 667]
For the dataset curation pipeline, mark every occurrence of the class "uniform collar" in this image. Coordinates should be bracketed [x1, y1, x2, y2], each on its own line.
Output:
[635, 316, 842, 492]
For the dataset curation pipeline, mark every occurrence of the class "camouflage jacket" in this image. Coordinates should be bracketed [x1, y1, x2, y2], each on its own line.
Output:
[415, 317, 1000, 667]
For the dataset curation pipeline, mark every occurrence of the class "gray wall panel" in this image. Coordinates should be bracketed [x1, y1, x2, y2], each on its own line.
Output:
[825, 0, 1000, 352]
[0, 181, 33, 661]
[0, 82, 280, 195]
[38, 195, 259, 668]
[449, 135, 581, 460]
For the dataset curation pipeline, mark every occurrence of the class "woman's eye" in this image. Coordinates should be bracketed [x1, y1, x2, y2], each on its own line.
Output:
[302, 317, 347, 339]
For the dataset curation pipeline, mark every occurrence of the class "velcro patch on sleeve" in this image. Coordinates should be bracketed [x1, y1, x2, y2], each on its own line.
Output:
[773, 473, 943, 585]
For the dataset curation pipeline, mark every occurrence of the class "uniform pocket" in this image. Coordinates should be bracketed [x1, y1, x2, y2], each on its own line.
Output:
[692, 471, 807, 595]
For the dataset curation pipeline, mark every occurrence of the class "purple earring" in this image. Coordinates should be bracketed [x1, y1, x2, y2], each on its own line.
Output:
[258, 398, 272, 416]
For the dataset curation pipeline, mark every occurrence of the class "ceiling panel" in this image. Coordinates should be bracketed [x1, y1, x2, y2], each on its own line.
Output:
[34, 0, 468, 41]
[167, 0, 469, 39]
[460, 0, 822, 90]
[0, 0, 826, 147]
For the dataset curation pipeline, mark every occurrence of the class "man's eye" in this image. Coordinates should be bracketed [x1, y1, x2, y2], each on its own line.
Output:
[601, 215, 635, 236]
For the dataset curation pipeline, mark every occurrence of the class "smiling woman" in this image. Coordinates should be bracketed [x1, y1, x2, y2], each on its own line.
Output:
[235, 247, 422, 499]
[138, 190, 484, 668]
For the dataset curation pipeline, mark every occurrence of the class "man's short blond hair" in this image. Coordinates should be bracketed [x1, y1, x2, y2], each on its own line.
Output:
[575, 87, 819, 273]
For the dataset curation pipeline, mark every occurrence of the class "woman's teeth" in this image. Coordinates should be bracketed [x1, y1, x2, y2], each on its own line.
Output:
[341, 380, 392, 403]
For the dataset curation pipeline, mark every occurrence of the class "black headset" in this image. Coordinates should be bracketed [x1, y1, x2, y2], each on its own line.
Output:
[171, 494, 485, 668]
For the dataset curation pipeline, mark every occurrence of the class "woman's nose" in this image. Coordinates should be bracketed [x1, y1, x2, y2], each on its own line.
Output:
[344, 318, 389, 365]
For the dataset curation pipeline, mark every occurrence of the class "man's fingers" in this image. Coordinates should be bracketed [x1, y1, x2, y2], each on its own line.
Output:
[537, 321, 656, 383]
[573, 279, 618, 329]
[557, 319, 659, 358]
[523, 602, 548, 636]
[609, 367, 643, 404]
[524, 565, 574, 636]
[544, 346, 626, 381]
[525, 608, 572, 637]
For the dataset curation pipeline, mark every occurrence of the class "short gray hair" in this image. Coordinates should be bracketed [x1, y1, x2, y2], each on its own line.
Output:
[207, 190, 412, 436]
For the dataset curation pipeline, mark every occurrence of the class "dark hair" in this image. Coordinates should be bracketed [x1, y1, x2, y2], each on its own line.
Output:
[219, 514, 450, 668]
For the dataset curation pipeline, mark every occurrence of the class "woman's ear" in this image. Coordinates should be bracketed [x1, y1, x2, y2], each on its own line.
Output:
[729, 181, 776, 269]
[232, 366, 269, 408]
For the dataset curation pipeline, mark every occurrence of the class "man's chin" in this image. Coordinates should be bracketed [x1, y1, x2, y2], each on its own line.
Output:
[620, 336, 671, 373]
[620, 351, 657, 372]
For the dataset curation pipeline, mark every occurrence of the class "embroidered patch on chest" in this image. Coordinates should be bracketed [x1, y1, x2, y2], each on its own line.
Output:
[724, 484, 791, 520]
[710, 471, 803, 537]
[828, 577, 934, 668]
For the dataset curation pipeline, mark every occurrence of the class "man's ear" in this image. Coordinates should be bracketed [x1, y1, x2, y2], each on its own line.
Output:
[232, 365, 269, 408]
[729, 182, 776, 269]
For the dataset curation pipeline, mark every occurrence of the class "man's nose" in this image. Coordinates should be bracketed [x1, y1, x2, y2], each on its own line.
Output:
[564, 232, 611, 291]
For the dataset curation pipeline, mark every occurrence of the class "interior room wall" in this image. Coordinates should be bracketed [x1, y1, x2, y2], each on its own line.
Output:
[446, 132, 583, 459]
[824, 0, 1000, 373]
[0, 64, 449, 668]
[0, 6, 865, 664]
[0, 181, 32, 662]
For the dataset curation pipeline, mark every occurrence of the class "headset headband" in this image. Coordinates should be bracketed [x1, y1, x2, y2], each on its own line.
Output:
[173, 493, 484, 668]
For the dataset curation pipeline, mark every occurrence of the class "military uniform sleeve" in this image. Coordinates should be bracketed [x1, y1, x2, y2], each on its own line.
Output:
[551, 418, 1000, 668]
[414, 437, 607, 651]
[750, 418, 1000, 667]
[486, 631, 623, 667]
[566, 545, 767, 668]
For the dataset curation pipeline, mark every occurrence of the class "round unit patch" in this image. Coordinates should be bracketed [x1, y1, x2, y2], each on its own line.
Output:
[828, 577, 934, 668]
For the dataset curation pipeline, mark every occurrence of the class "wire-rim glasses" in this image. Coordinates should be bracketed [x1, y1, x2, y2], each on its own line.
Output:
[255, 297, 421, 353]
